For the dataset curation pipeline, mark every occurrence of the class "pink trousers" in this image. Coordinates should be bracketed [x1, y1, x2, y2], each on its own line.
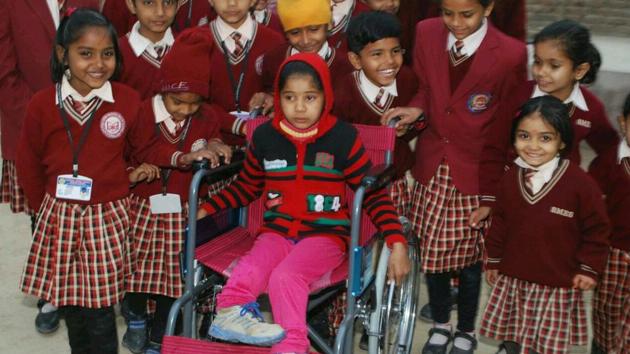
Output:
[216, 232, 345, 352]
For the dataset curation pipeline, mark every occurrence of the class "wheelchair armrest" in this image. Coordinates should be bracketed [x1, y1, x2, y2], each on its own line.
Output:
[192, 149, 246, 185]
[360, 164, 395, 192]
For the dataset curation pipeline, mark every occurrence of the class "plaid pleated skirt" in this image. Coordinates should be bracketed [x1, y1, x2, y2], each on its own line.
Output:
[126, 194, 189, 299]
[621, 293, 630, 354]
[20, 194, 132, 308]
[389, 176, 411, 218]
[479, 275, 588, 354]
[593, 247, 630, 352]
[1, 160, 33, 214]
[409, 163, 484, 273]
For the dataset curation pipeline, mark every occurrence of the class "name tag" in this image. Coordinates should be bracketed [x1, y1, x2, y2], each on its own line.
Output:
[56, 174, 93, 201]
[149, 193, 182, 214]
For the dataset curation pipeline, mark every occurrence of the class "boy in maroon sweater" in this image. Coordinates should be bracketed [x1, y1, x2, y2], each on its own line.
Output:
[480, 96, 610, 354]
[253, 0, 354, 114]
[334, 11, 418, 216]
[251, 0, 283, 34]
[118, 0, 177, 100]
[589, 93, 630, 354]
[207, 0, 283, 144]
[329, 0, 370, 50]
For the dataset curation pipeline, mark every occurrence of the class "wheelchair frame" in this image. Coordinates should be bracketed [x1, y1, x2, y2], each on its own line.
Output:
[164, 120, 419, 354]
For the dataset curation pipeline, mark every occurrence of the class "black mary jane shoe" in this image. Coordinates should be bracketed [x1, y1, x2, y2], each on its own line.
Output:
[422, 328, 452, 354]
[449, 331, 477, 354]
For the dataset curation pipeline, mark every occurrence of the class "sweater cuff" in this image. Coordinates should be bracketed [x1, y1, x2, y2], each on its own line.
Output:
[385, 234, 407, 248]
[486, 257, 501, 270]
[171, 151, 184, 167]
[576, 263, 598, 278]
[479, 195, 496, 208]
[201, 202, 217, 215]
[232, 117, 246, 136]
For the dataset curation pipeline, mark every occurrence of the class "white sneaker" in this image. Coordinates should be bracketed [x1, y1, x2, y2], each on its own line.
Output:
[208, 302, 285, 346]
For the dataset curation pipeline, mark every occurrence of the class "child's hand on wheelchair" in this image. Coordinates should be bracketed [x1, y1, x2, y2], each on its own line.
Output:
[388, 242, 411, 285]
[469, 206, 491, 229]
[207, 139, 233, 165]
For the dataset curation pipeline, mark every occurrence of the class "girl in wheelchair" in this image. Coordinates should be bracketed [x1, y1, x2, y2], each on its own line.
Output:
[196, 53, 410, 354]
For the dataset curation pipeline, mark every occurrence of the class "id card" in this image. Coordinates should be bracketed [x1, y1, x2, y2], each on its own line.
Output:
[56, 174, 93, 201]
[230, 110, 251, 121]
[149, 193, 182, 214]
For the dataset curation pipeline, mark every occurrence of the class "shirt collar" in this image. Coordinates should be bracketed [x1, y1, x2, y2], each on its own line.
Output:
[358, 70, 398, 103]
[531, 83, 589, 112]
[618, 139, 630, 163]
[290, 41, 331, 60]
[128, 21, 175, 57]
[331, 0, 354, 27]
[215, 14, 255, 43]
[47, 0, 60, 28]
[57, 74, 114, 104]
[153, 94, 184, 134]
[514, 156, 560, 184]
[446, 18, 488, 56]
[253, 9, 268, 23]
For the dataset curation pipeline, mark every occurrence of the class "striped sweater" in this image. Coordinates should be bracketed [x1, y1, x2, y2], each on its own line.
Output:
[201, 53, 406, 249]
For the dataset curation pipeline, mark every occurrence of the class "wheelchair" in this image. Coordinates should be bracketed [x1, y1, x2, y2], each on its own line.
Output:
[162, 118, 420, 354]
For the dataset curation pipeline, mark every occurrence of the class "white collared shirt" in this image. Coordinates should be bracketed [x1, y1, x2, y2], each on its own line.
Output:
[253, 9, 267, 24]
[618, 139, 630, 164]
[446, 18, 488, 57]
[290, 41, 332, 60]
[214, 15, 256, 54]
[331, 0, 354, 27]
[152, 94, 187, 135]
[514, 156, 560, 194]
[128, 21, 175, 57]
[56, 74, 114, 104]
[531, 83, 589, 112]
[358, 70, 398, 106]
[47, 0, 61, 28]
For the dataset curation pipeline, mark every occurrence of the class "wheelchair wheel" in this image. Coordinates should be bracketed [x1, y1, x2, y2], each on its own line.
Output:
[370, 236, 420, 354]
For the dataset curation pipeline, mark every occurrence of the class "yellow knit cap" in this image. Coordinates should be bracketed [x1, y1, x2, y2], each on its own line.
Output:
[276, 0, 332, 32]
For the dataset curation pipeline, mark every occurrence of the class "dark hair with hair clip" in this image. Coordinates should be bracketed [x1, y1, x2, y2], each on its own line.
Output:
[278, 60, 323, 92]
[511, 96, 574, 156]
[346, 11, 401, 54]
[50, 8, 122, 83]
[432, 0, 494, 7]
[534, 19, 601, 84]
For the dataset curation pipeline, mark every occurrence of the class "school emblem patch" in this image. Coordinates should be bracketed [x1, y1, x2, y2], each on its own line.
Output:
[100, 112, 125, 139]
[190, 139, 208, 152]
[467, 93, 492, 113]
[315, 152, 334, 169]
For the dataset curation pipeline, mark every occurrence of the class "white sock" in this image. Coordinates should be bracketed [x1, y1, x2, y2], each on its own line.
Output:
[41, 302, 57, 314]
[428, 323, 451, 345]
[453, 332, 476, 350]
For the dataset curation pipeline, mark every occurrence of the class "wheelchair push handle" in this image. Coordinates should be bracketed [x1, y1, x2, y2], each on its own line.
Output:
[191, 150, 246, 184]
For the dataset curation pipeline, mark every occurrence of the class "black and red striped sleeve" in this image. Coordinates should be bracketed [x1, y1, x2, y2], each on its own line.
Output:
[343, 136, 407, 248]
[200, 142, 265, 214]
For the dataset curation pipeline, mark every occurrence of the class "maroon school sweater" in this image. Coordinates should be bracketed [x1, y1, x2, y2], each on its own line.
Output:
[131, 99, 223, 201]
[479, 81, 621, 204]
[486, 160, 610, 287]
[118, 34, 166, 100]
[328, 0, 370, 51]
[589, 145, 630, 251]
[261, 42, 354, 93]
[16, 83, 181, 210]
[332, 67, 418, 178]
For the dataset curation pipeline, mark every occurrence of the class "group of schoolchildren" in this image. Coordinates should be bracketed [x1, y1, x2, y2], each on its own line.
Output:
[0, 0, 627, 354]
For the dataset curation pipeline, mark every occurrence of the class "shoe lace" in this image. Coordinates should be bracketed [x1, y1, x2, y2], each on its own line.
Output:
[240, 302, 264, 322]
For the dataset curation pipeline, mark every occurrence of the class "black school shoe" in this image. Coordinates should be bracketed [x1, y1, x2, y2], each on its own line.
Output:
[449, 331, 477, 354]
[422, 328, 452, 354]
[123, 312, 148, 354]
[35, 307, 60, 334]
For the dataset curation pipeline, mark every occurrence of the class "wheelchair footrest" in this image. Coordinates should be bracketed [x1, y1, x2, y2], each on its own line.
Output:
[162, 336, 321, 354]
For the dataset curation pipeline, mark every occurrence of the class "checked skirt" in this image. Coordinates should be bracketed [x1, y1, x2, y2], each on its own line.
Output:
[20, 194, 131, 308]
